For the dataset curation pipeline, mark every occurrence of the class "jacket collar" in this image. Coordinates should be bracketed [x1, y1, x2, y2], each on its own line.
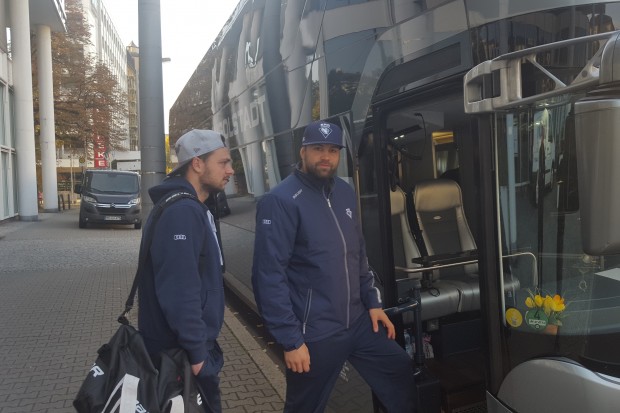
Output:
[294, 164, 334, 195]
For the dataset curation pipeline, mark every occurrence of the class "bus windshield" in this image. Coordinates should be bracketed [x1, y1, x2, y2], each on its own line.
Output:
[496, 93, 620, 377]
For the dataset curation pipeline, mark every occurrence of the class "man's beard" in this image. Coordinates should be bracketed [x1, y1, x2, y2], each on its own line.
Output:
[306, 162, 336, 179]
[202, 180, 225, 195]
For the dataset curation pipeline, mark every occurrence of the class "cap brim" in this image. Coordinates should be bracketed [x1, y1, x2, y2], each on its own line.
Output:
[167, 159, 191, 176]
[301, 142, 344, 148]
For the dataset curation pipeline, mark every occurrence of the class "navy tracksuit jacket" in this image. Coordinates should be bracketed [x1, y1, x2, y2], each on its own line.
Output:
[252, 168, 382, 351]
[138, 177, 225, 365]
[252, 168, 415, 412]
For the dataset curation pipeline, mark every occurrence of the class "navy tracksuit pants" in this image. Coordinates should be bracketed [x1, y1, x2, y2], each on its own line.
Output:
[195, 341, 224, 413]
[284, 313, 416, 413]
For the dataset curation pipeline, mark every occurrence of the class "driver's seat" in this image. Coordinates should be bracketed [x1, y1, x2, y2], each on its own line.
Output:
[413, 178, 478, 279]
[412, 179, 480, 312]
[390, 185, 461, 320]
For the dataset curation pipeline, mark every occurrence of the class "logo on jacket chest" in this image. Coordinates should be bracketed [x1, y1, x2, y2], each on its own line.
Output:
[345, 208, 352, 219]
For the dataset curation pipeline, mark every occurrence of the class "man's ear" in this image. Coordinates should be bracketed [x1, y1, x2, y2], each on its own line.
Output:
[190, 157, 202, 173]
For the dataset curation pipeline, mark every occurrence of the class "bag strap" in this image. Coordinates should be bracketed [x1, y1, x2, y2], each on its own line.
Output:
[118, 190, 206, 324]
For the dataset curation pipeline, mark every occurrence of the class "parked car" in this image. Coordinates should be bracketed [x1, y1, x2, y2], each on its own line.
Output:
[206, 191, 231, 219]
[74, 170, 142, 229]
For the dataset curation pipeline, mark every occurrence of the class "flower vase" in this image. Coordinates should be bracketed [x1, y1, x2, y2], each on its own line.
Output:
[544, 324, 559, 335]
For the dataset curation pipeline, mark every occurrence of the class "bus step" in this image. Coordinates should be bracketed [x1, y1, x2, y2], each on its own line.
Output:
[452, 401, 487, 413]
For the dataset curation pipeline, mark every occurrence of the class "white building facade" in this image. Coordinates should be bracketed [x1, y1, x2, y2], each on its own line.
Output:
[79, 0, 130, 148]
[1, 0, 67, 221]
[54, 0, 132, 200]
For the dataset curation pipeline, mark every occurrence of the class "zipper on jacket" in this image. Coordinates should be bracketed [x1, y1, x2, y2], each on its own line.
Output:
[302, 288, 313, 334]
[324, 189, 351, 329]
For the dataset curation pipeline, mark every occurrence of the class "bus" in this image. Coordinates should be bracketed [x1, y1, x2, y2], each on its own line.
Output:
[169, 1, 620, 412]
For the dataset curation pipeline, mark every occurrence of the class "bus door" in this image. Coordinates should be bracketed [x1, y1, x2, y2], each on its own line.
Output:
[367, 84, 494, 413]
[464, 31, 620, 413]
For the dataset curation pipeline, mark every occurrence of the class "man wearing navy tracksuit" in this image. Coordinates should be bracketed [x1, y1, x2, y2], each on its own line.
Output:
[252, 120, 415, 412]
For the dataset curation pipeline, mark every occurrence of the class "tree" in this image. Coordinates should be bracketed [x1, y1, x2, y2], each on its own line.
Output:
[32, 0, 127, 153]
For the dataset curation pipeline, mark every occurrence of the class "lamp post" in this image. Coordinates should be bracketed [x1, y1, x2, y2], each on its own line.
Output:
[70, 150, 74, 205]
[139, 0, 166, 218]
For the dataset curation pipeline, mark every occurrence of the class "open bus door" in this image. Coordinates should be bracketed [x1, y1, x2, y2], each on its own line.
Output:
[366, 82, 493, 413]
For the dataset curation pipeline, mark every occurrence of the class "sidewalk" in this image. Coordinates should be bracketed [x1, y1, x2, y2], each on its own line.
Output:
[0, 209, 284, 412]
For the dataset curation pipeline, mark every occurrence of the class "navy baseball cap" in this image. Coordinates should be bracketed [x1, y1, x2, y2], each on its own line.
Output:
[301, 121, 344, 148]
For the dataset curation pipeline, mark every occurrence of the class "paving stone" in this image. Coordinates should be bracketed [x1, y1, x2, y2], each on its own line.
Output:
[0, 201, 372, 413]
[0, 209, 284, 412]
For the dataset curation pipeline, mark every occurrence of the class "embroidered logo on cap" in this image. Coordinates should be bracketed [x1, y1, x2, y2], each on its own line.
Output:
[319, 123, 332, 139]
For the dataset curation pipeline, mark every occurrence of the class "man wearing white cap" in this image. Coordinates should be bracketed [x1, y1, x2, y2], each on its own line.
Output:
[252, 120, 415, 412]
[138, 129, 234, 413]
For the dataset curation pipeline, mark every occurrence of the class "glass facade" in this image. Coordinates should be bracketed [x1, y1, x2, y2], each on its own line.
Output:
[0, 82, 10, 219]
[0, 82, 5, 147]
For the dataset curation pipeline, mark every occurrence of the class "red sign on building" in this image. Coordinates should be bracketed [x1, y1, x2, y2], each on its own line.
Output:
[94, 136, 108, 168]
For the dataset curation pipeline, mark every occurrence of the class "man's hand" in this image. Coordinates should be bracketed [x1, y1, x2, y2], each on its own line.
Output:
[284, 343, 310, 373]
[369, 308, 395, 339]
[191, 361, 204, 376]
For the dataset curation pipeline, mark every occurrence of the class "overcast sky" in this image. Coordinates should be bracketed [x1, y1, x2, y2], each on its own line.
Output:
[101, 1, 239, 133]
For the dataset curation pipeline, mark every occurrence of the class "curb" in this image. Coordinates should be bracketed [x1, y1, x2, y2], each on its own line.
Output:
[223, 307, 286, 401]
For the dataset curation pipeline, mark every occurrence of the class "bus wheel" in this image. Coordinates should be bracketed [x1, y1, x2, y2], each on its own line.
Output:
[134, 222, 142, 230]
[79, 216, 87, 229]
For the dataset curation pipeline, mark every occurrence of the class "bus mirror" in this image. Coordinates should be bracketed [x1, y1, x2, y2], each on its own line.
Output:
[574, 98, 620, 255]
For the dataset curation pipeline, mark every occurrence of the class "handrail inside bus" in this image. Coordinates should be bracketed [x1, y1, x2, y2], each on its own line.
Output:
[395, 259, 478, 277]
[395, 251, 537, 328]
[395, 251, 537, 286]
[464, 30, 620, 114]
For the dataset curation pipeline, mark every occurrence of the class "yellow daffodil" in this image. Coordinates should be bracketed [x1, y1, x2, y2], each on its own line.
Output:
[524, 289, 568, 328]
[551, 294, 566, 312]
[543, 295, 553, 315]
[534, 294, 544, 307]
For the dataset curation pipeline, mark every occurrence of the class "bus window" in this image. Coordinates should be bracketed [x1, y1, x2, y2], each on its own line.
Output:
[432, 131, 459, 180]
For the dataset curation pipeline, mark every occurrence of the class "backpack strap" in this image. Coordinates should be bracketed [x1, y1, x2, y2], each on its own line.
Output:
[118, 191, 206, 324]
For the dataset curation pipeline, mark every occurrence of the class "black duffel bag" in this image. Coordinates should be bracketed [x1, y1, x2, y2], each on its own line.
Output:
[73, 192, 208, 413]
[73, 323, 203, 413]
